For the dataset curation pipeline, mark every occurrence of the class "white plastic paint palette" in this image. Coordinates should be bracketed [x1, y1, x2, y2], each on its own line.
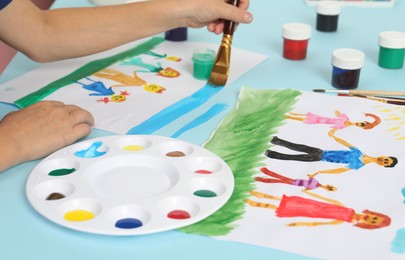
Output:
[26, 135, 234, 235]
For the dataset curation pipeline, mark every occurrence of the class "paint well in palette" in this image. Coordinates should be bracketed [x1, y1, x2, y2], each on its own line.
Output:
[194, 190, 217, 198]
[194, 169, 213, 174]
[64, 210, 95, 222]
[74, 141, 107, 158]
[122, 145, 144, 151]
[48, 168, 76, 176]
[46, 192, 65, 200]
[165, 151, 186, 157]
[167, 210, 191, 219]
[115, 218, 143, 229]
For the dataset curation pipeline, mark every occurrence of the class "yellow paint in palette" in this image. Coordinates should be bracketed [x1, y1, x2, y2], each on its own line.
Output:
[65, 210, 95, 222]
[123, 145, 144, 151]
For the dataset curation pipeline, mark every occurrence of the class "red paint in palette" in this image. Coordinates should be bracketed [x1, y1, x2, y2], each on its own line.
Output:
[194, 169, 213, 174]
[167, 210, 191, 220]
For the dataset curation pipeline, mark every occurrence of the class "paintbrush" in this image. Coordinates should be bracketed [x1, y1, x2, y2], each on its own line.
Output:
[207, 0, 240, 87]
[339, 93, 405, 106]
[313, 88, 405, 97]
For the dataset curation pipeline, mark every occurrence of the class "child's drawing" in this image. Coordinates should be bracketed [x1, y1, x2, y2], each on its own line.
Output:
[245, 190, 391, 229]
[255, 167, 336, 191]
[76, 78, 114, 96]
[179, 88, 405, 259]
[285, 111, 381, 131]
[97, 91, 130, 104]
[93, 69, 147, 87]
[0, 38, 267, 134]
[265, 131, 398, 177]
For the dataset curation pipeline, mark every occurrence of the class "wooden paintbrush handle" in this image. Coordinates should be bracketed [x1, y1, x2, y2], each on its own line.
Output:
[223, 0, 241, 36]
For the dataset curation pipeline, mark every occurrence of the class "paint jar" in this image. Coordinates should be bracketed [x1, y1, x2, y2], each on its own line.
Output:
[282, 23, 312, 60]
[192, 49, 216, 80]
[331, 48, 365, 89]
[316, 1, 341, 32]
[165, 27, 188, 42]
[378, 31, 405, 69]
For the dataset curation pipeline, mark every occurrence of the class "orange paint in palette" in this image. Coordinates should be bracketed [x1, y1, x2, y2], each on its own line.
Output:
[26, 135, 234, 235]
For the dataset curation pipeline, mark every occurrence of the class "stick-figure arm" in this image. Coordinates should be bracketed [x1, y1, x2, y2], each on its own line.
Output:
[302, 190, 343, 206]
[328, 129, 354, 148]
[288, 220, 343, 227]
[308, 167, 350, 178]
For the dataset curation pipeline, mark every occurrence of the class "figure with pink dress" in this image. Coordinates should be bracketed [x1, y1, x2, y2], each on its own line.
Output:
[285, 110, 381, 131]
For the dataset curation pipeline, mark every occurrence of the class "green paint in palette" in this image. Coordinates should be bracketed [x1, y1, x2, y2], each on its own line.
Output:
[48, 168, 76, 176]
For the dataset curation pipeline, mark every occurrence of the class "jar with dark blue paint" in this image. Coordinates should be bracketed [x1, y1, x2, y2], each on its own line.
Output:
[331, 48, 365, 89]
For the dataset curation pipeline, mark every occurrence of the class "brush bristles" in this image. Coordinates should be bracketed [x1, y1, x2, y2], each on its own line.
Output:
[207, 35, 232, 87]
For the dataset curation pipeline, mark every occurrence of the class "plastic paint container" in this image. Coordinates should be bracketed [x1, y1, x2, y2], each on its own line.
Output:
[316, 1, 341, 32]
[282, 23, 312, 60]
[165, 27, 188, 42]
[331, 48, 365, 89]
[192, 49, 216, 80]
[378, 31, 405, 69]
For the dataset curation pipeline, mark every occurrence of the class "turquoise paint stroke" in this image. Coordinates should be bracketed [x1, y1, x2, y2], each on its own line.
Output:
[127, 84, 223, 135]
[391, 228, 405, 254]
[171, 103, 228, 138]
[74, 141, 106, 158]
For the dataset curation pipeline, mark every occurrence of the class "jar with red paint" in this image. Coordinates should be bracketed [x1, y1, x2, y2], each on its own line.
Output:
[282, 23, 312, 60]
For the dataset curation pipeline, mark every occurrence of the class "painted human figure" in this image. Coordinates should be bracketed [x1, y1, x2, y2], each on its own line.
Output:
[265, 130, 398, 178]
[245, 190, 391, 229]
[285, 111, 381, 130]
[255, 167, 336, 191]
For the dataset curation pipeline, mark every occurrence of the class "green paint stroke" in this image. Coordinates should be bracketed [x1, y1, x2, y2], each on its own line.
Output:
[179, 87, 301, 236]
[15, 37, 165, 108]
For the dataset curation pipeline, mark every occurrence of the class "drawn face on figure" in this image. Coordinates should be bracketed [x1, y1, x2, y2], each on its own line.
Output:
[360, 213, 384, 226]
[376, 156, 394, 167]
[325, 185, 337, 192]
[355, 122, 367, 128]
[157, 68, 180, 78]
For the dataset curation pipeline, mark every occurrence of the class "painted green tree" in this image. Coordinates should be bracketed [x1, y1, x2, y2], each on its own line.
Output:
[179, 87, 301, 236]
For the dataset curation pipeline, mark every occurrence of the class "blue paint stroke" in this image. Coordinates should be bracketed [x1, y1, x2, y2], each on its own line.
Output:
[76, 78, 114, 96]
[171, 103, 228, 138]
[391, 228, 405, 254]
[74, 141, 107, 158]
[127, 84, 223, 135]
[401, 187, 405, 203]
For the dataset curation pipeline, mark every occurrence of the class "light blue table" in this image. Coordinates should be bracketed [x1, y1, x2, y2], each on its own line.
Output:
[1, 1, 405, 259]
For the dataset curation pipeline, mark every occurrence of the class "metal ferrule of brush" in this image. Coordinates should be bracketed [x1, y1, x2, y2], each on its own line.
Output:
[216, 34, 233, 74]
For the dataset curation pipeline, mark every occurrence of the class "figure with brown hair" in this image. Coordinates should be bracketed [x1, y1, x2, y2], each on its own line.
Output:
[285, 111, 381, 131]
[245, 190, 391, 229]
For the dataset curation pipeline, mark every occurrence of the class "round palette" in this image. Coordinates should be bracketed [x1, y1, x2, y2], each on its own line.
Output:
[26, 135, 234, 235]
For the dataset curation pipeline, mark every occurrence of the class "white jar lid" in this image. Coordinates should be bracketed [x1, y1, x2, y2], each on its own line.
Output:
[379, 31, 405, 49]
[316, 1, 342, 15]
[282, 23, 312, 40]
[332, 48, 365, 69]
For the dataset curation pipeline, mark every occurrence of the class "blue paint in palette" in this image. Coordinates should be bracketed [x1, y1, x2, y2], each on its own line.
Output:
[115, 218, 143, 229]
[127, 84, 223, 135]
[74, 141, 106, 158]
